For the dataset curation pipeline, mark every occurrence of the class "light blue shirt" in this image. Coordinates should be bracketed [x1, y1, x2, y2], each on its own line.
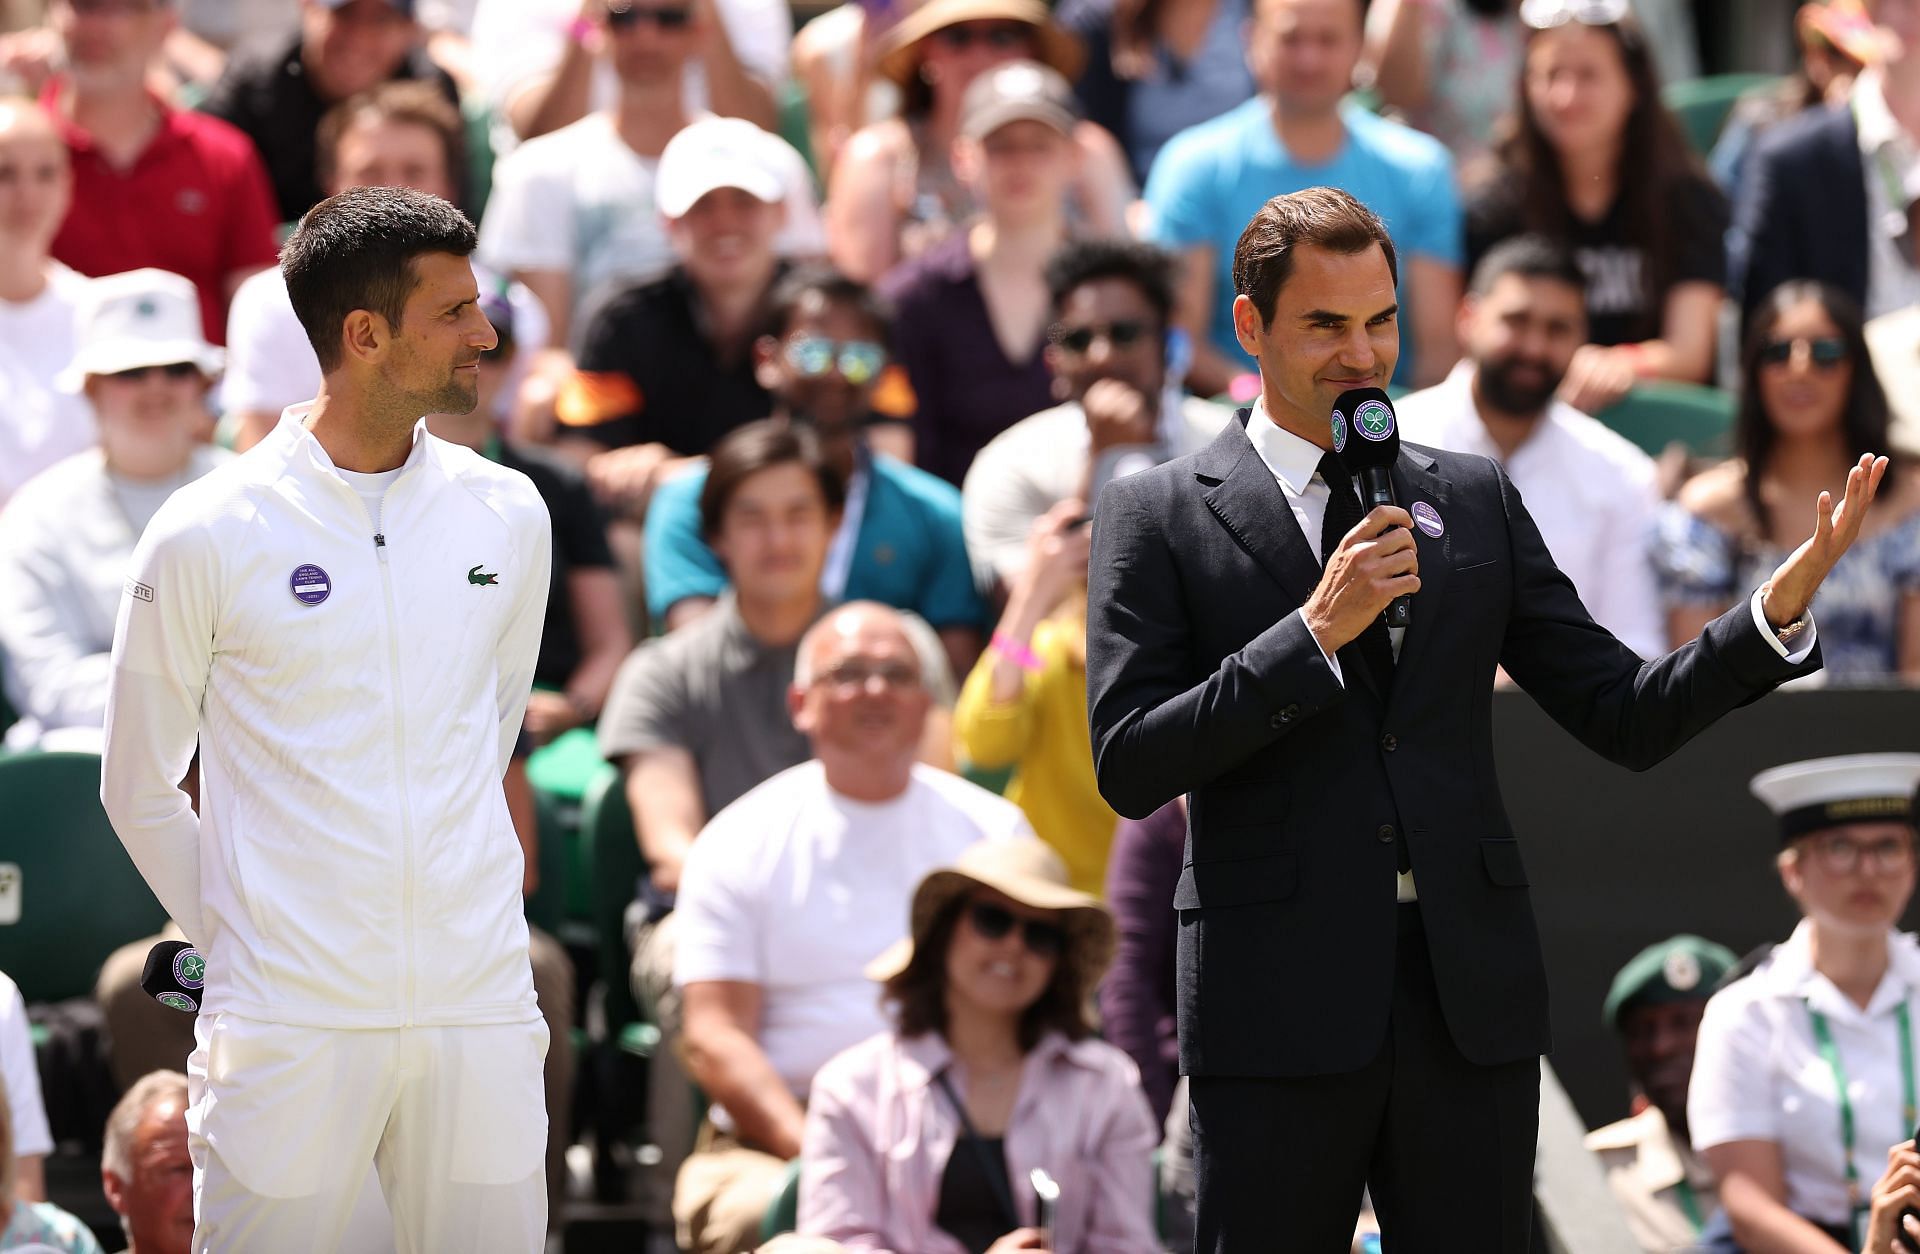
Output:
[1143, 98, 1463, 386]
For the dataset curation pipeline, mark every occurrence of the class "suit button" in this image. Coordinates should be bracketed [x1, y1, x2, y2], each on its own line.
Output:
[1270, 704, 1301, 729]
[1380, 733, 1398, 752]
[1377, 824, 1397, 845]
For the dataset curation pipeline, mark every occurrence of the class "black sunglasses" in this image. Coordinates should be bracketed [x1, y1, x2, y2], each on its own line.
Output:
[606, 4, 692, 30]
[966, 901, 1066, 958]
[1758, 336, 1849, 369]
[932, 22, 1032, 51]
[1049, 319, 1153, 354]
[107, 362, 201, 383]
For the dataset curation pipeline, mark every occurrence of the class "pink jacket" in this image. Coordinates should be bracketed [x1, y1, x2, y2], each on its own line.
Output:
[798, 1029, 1161, 1253]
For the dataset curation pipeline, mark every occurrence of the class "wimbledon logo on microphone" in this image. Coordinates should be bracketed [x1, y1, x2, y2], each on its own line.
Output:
[1354, 399, 1395, 442]
[1331, 409, 1349, 454]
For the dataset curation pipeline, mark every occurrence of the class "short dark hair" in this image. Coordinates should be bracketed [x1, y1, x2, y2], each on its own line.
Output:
[1467, 234, 1586, 298]
[1044, 238, 1177, 327]
[282, 186, 478, 373]
[764, 265, 895, 351]
[698, 418, 848, 543]
[314, 81, 466, 205]
[1232, 187, 1399, 327]
[881, 895, 1097, 1050]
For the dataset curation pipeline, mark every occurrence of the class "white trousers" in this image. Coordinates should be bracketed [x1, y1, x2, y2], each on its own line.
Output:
[185, 1013, 549, 1254]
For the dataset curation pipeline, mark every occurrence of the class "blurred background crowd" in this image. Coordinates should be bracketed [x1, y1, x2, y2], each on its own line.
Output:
[0, 0, 1918, 1250]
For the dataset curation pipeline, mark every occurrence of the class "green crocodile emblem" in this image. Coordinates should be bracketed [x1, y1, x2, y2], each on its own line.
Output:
[467, 565, 500, 586]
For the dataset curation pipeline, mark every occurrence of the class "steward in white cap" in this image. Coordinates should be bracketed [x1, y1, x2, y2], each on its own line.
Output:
[1687, 753, 1920, 1252]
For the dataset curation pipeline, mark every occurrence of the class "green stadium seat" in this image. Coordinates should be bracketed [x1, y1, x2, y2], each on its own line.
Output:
[758, 1157, 804, 1243]
[581, 762, 646, 1035]
[522, 784, 570, 935]
[1661, 73, 1782, 157]
[779, 80, 819, 191]
[462, 94, 498, 220]
[0, 751, 169, 1004]
[1595, 381, 1737, 459]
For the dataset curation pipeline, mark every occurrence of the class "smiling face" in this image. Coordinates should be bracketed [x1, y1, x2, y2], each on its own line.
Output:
[85, 363, 209, 478]
[790, 606, 930, 763]
[670, 186, 784, 290]
[1233, 241, 1398, 442]
[1617, 999, 1707, 1134]
[380, 251, 496, 416]
[943, 890, 1063, 1020]
[1756, 296, 1854, 442]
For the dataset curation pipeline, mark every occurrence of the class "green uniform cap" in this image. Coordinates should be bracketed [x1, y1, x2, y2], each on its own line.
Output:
[1602, 934, 1737, 1031]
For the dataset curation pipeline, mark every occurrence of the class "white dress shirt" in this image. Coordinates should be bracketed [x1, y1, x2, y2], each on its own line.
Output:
[1397, 362, 1666, 658]
[1690, 921, 1920, 1229]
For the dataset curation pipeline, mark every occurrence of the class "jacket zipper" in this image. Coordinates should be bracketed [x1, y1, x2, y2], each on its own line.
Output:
[373, 528, 419, 1025]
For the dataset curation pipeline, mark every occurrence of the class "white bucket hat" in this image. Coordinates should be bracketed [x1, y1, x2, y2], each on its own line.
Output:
[57, 268, 225, 392]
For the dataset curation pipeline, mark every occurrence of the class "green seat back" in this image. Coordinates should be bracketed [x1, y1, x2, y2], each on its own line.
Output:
[0, 751, 169, 1004]
[463, 94, 498, 220]
[523, 784, 570, 935]
[778, 80, 819, 191]
[1661, 73, 1781, 157]
[581, 762, 645, 1032]
[1595, 381, 1737, 459]
[759, 1157, 804, 1242]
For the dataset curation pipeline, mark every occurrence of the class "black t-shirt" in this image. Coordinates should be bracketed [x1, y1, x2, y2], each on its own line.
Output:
[495, 441, 616, 687]
[203, 36, 461, 223]
[935, 1134, 1014, 1254]
[1464, 170, 1729, 347]
[561, 266, 779, 454]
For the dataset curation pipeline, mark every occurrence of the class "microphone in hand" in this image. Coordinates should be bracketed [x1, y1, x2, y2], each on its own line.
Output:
[140, 939, 206, 1014]
[1331, 387, 1411, 630]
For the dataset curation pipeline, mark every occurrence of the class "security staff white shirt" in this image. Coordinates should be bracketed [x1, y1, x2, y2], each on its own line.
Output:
[101, 407, 552, 1030]
[1690, 922, 1920, 1228]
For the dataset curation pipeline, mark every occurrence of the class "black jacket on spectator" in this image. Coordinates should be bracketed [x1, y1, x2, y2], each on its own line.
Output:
[204, 36, 461, 223]
[1731, 103, 1869, 319]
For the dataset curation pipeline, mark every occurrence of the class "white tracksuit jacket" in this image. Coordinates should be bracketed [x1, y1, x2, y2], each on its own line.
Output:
[100, 412, 551, 1030]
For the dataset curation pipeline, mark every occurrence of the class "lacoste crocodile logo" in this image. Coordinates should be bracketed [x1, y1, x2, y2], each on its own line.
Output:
[468, 565, 500, 586]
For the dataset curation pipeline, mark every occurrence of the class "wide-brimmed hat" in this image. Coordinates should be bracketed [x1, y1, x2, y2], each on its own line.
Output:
[876, 0, 1085, 91]
[57, 269, 224, 392]
[865, 840, 1116, 990]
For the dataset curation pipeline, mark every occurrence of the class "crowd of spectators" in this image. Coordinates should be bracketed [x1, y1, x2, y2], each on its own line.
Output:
[1, 0, 1920, 1250]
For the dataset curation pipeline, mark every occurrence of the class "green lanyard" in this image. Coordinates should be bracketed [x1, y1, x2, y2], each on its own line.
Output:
[1672, 1178, 1704, 1234]
[1807, 999, 1916, 1209]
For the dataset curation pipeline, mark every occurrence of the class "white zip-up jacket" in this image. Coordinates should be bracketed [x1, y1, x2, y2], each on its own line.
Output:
[101, 410, 551, 1029]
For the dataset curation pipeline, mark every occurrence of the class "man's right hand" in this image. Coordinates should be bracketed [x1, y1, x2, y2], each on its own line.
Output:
[1301, 505, 1419, 654]
[1083, 378, 1156, 452]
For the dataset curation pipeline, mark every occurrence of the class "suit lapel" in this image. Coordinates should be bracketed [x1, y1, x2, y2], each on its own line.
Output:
[1198, 414, 1387, 704]
[1198, 414, 1322, 613]
[1389, 446, 1453, 687]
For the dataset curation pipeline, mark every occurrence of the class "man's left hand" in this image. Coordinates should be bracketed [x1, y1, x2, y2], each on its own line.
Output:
[1760, 452, 1890, 627]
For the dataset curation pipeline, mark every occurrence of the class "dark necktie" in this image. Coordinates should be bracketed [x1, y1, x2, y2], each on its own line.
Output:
[1317, 452, 1396, 697]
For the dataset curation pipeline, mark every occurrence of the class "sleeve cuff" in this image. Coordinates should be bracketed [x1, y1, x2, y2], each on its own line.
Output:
[1302, 616, 1345, 688]
[1748, 588, 1818, 664]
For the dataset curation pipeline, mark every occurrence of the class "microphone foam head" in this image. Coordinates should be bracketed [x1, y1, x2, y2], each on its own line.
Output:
[1331, 387, 1400, 471]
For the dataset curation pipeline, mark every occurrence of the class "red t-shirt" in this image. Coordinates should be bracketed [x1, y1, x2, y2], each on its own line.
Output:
[44, 84, 282, 344]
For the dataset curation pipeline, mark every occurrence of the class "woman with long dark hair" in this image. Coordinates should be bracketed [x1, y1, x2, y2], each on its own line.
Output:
[798, 840, 1158, 1254]
[1465, 0, 1726, 413]
[1652, 281, 1920, 681]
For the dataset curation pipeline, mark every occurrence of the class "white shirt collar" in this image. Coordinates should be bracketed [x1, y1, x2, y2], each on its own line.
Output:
[1246, 395, 1335, 494]
[1761, 918, 1920, 1020]
[278, 402, 433, 477]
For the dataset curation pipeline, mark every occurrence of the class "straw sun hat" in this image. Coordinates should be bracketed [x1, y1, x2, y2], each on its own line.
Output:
[875, 0, 1086, 91]
[865, 840, 1117, 990]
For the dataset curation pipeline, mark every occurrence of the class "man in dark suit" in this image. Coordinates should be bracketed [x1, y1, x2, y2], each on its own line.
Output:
[1085, 187, 1888, 1252]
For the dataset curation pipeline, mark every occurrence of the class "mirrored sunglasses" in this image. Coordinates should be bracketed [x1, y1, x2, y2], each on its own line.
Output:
[785, 336, 887, 386]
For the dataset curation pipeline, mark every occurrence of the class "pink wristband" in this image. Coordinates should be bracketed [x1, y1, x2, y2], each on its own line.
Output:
[990, 631, 1043, 673]
[566, 16, 596, 43]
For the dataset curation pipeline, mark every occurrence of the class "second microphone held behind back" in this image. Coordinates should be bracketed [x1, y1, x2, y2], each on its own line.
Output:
[1330, 387, 1411, 630]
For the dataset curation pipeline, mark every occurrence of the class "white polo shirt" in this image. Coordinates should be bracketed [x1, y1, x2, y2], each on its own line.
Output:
[1689, 921, 1920, 1227]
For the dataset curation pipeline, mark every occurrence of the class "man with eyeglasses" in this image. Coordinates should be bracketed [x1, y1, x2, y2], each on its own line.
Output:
[641, 267, 986, 675]
[962, 238, 1232, 596]
[1398, 234, 1665, 659]
[40, 0, 280, 344]
[204, 0, 460, 224]
[671, 601, 1035, 1254]
[0, 269, 228, 751]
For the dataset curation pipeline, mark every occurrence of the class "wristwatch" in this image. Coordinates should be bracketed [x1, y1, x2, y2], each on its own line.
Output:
[1773, 609, 1810, 647]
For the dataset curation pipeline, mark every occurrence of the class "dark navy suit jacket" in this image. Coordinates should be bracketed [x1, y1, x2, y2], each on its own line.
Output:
[1085, 412, 1816, 1078]
[1733, 103, 1870, 317]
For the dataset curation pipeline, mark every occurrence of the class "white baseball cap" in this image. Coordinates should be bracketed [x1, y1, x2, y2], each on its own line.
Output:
[57, 268, 224, 392]
[655, 117, 785, 221]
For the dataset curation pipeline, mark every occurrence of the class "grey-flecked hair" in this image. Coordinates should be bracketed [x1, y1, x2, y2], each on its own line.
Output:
[102, 1071, 189, 1181]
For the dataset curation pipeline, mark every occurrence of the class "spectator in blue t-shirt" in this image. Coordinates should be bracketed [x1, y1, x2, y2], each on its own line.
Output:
[1141, 0, 1461, 399]
[644, 268, 988, 676]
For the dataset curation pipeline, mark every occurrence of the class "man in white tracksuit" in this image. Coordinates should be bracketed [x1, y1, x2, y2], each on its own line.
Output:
[101, 185, 553, 1252]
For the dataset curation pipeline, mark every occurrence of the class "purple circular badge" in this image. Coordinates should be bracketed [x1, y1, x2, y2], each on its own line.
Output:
[1411, 501, 1444, 539]
[289, 564, 332, 606]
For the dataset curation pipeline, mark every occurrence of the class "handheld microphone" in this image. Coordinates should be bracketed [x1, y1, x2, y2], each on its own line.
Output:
[140, 939, 206, 1014]
[1330, 387, 1411, 630]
